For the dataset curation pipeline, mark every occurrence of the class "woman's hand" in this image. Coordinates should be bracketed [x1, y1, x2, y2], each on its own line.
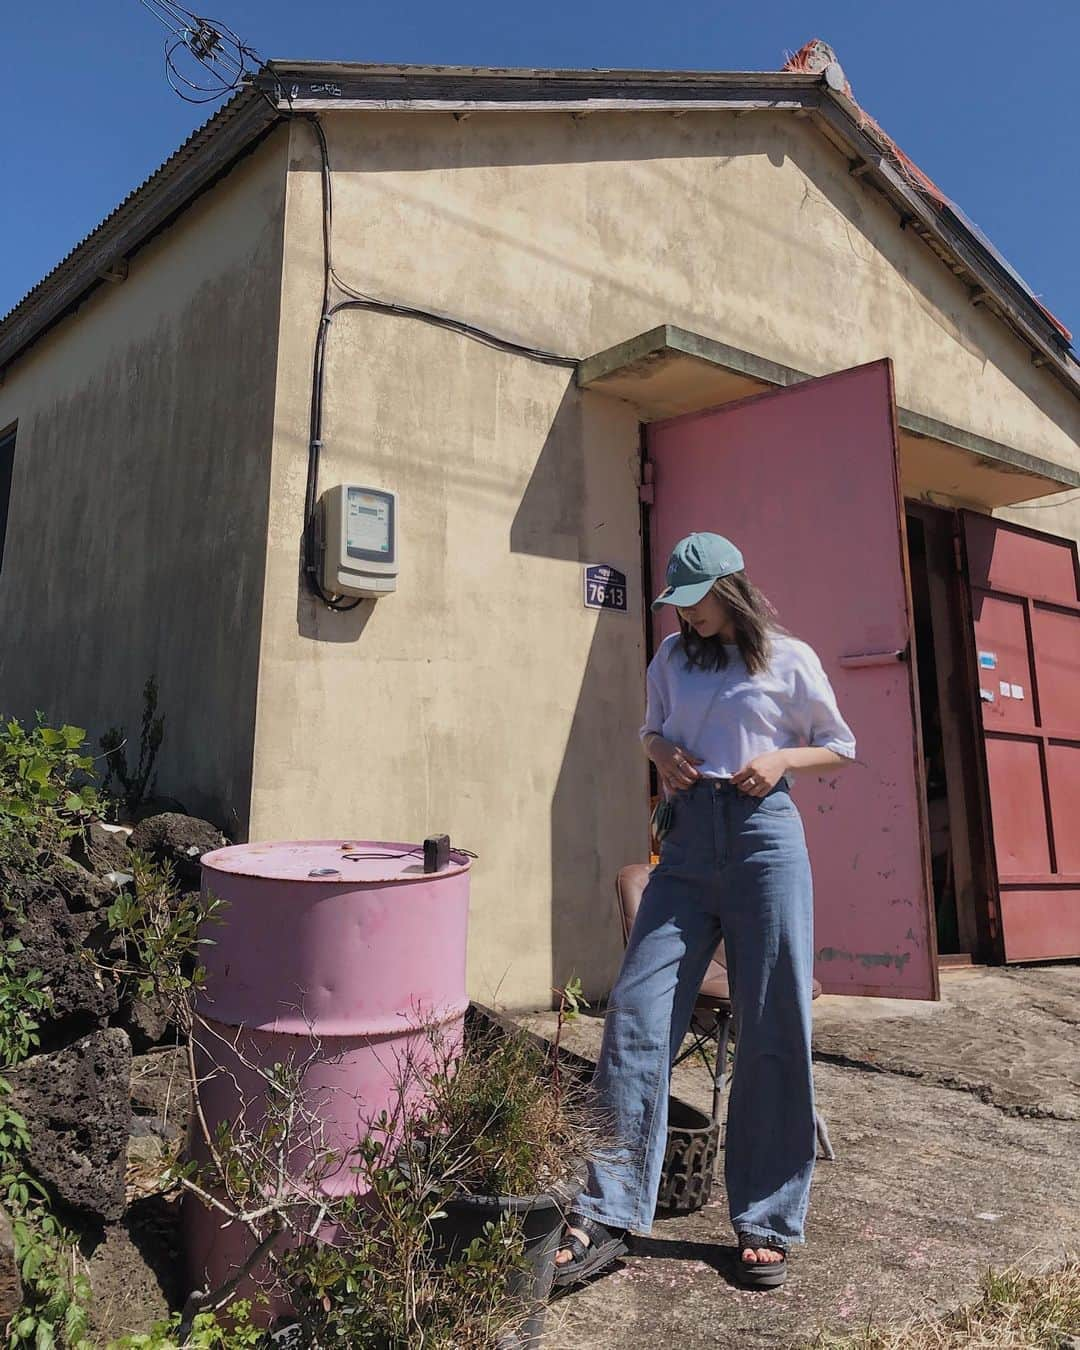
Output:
[646, 735, 704, 795]
[732, 751, 791, 798]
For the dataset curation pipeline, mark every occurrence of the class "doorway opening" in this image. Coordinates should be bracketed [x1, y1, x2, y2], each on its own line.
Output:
[905, 503, 992, 963]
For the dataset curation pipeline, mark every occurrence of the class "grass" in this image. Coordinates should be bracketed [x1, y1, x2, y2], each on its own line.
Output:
[423, 1018, 598, 1197]
[811, 1261, 1080, 1348]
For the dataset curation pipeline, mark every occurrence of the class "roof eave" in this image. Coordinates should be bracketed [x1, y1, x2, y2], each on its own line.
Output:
[258, 66, 1079, 396]
[267, 61, 825, 85]
[260, 63, 818, 113]
[813, 87, 1079, 389]
[1, 64, 1076, 404]
[0, 86, 279, 375]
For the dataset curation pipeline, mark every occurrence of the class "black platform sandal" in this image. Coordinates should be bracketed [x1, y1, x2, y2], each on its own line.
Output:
[734, 1232, 788, 1289]
[551, 1213, 629, 1288]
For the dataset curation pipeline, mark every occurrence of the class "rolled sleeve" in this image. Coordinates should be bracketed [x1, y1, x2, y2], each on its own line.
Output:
[795, 650, 856, 760]
[640, 656, 668, 743]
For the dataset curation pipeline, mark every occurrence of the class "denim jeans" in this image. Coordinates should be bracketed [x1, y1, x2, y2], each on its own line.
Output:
[575, 777, 816, 1247]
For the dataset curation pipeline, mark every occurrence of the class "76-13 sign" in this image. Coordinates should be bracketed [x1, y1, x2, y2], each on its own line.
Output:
[583, 564, 628, 613]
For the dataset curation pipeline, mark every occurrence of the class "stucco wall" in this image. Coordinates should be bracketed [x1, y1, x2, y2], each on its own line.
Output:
[256, 108, 1079, 1008]
[0, 129, 289, 832]
[252, 116, 648, 1006]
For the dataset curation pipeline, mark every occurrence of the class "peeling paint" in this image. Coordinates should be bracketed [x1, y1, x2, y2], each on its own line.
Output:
[858, 950, 911, 971]
[816, 945, 912, 972]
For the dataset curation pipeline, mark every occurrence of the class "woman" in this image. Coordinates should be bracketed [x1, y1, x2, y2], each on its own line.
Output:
[555, 531, 856, 1290]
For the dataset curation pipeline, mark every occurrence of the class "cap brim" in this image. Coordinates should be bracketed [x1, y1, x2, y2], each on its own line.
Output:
[650, 577, 717, 613]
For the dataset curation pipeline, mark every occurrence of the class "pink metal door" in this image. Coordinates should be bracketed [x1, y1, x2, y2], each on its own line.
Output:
[647, 360, 937, 999]
[962, 512, 1080, 961]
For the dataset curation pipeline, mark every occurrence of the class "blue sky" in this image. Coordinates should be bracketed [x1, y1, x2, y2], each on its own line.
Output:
[3, 1, 1078, 339]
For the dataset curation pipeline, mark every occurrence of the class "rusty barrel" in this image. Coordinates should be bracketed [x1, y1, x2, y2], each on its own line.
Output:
[185, 839, 472, 1304]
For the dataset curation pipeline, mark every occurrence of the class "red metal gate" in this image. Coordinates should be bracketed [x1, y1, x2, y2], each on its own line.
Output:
[963, 511, 1080, 961]
[647, 360, 937, 999]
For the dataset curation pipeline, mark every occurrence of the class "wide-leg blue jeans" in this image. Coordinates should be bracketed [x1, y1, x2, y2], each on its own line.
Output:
[575, 777, 816, 1247]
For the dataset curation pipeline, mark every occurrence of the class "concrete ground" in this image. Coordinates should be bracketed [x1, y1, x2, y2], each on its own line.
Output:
[522, 964, 1080, 1349]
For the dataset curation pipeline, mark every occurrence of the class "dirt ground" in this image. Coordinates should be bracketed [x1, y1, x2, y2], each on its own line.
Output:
[522, 963, 1080, 1349]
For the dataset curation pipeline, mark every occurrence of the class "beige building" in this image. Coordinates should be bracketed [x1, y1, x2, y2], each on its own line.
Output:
[2, 59, 1078, 1008]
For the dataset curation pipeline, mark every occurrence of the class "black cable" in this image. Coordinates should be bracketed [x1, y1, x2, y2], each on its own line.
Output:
[327, 282, 580, 368]
[340, 845, 479, 861]
[302, 116, 361, 611]
[340, 849, 422, 861]
[138, 0, 261, 105]
[1008, 491, 1080, 511]
[299, 113, 580, 612]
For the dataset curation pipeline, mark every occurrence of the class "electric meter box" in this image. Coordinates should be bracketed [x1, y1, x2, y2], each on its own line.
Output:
[321, 485, 399, 599]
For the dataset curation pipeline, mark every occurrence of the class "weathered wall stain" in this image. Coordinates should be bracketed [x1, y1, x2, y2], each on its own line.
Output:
[0, 132, 289, 832]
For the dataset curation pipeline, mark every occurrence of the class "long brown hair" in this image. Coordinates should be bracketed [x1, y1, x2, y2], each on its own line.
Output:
[678, 572, 781, 676]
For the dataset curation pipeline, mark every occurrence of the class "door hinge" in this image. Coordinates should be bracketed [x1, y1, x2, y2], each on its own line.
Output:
[952, 533, 964, 573]
[639, 459, 655, 505]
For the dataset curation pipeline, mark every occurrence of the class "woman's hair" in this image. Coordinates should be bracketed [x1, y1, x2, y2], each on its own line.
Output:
[678, 571, 780, 676]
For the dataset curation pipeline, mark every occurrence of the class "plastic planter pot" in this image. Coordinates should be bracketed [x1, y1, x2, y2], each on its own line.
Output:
[432, 1187, 575, 1348]
[657, 1098, 719, 1213]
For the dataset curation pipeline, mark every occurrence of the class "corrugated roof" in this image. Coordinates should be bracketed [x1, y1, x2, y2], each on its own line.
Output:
[1, 62, 1076, 398]
[0, 85, 276, 358]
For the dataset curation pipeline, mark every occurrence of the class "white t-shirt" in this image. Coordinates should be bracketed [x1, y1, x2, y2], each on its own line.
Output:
[640, 633, 856, 778]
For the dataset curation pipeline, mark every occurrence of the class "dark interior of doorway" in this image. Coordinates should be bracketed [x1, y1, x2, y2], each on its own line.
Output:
[905, 505, 989, 962]
[907, 513, 959, 953]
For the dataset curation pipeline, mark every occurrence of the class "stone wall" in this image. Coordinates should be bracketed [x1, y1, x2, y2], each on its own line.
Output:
[1, 813, 222, 1340]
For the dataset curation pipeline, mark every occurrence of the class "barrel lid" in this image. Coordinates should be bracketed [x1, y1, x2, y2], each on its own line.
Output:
[200, 839, 472, 884]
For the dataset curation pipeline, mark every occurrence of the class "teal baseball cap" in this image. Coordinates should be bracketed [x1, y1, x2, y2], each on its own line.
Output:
[651, 532, 745, 612]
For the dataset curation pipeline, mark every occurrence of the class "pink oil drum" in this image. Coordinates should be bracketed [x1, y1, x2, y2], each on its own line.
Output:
[185, 839, 471, 1307]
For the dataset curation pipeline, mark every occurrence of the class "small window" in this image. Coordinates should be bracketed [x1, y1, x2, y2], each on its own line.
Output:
[0, 424, 15, 575]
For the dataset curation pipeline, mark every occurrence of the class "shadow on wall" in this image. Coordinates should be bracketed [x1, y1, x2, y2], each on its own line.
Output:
[295, 531, 378, 643]
[511, 384, 646, 1006]
[317, 111, 1077, 444]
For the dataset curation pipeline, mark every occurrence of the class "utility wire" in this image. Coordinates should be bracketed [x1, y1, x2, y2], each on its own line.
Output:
[300, 114, 579, 611]
[1007, 491, 1080, 511]
[137, 0, 262, 104]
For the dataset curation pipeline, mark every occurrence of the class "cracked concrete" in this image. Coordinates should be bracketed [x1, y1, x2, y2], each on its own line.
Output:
[812, 965, 1080, 1121]
[522, 963, 1080, 1348]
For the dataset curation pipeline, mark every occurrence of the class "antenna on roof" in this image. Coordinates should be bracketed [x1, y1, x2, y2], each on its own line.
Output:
[136, 0, 263, 104]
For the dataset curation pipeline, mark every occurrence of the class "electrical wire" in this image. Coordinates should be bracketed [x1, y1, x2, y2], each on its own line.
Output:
[303, 117, 361, 610]
[328, 279, 581, 368]
[137, 0, 262, 104]
[300, 113, 580, 611]
[1006, 491, 1080, 511]
[338, 845, 479, 862]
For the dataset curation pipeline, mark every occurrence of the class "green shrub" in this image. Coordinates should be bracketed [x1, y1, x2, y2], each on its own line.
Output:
[108, 1302, 261, 1349]
[0, 716, 98, 871]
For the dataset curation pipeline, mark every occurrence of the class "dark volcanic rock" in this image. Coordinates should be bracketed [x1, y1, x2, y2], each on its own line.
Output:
[9, 1029, 132, 1222]
[119, 993, 175, 1054]
[69, 822, 132, 882]
[127, 814, 226, 886]
[52, 857, 117, 913]
[1, 885, 119, 1038]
